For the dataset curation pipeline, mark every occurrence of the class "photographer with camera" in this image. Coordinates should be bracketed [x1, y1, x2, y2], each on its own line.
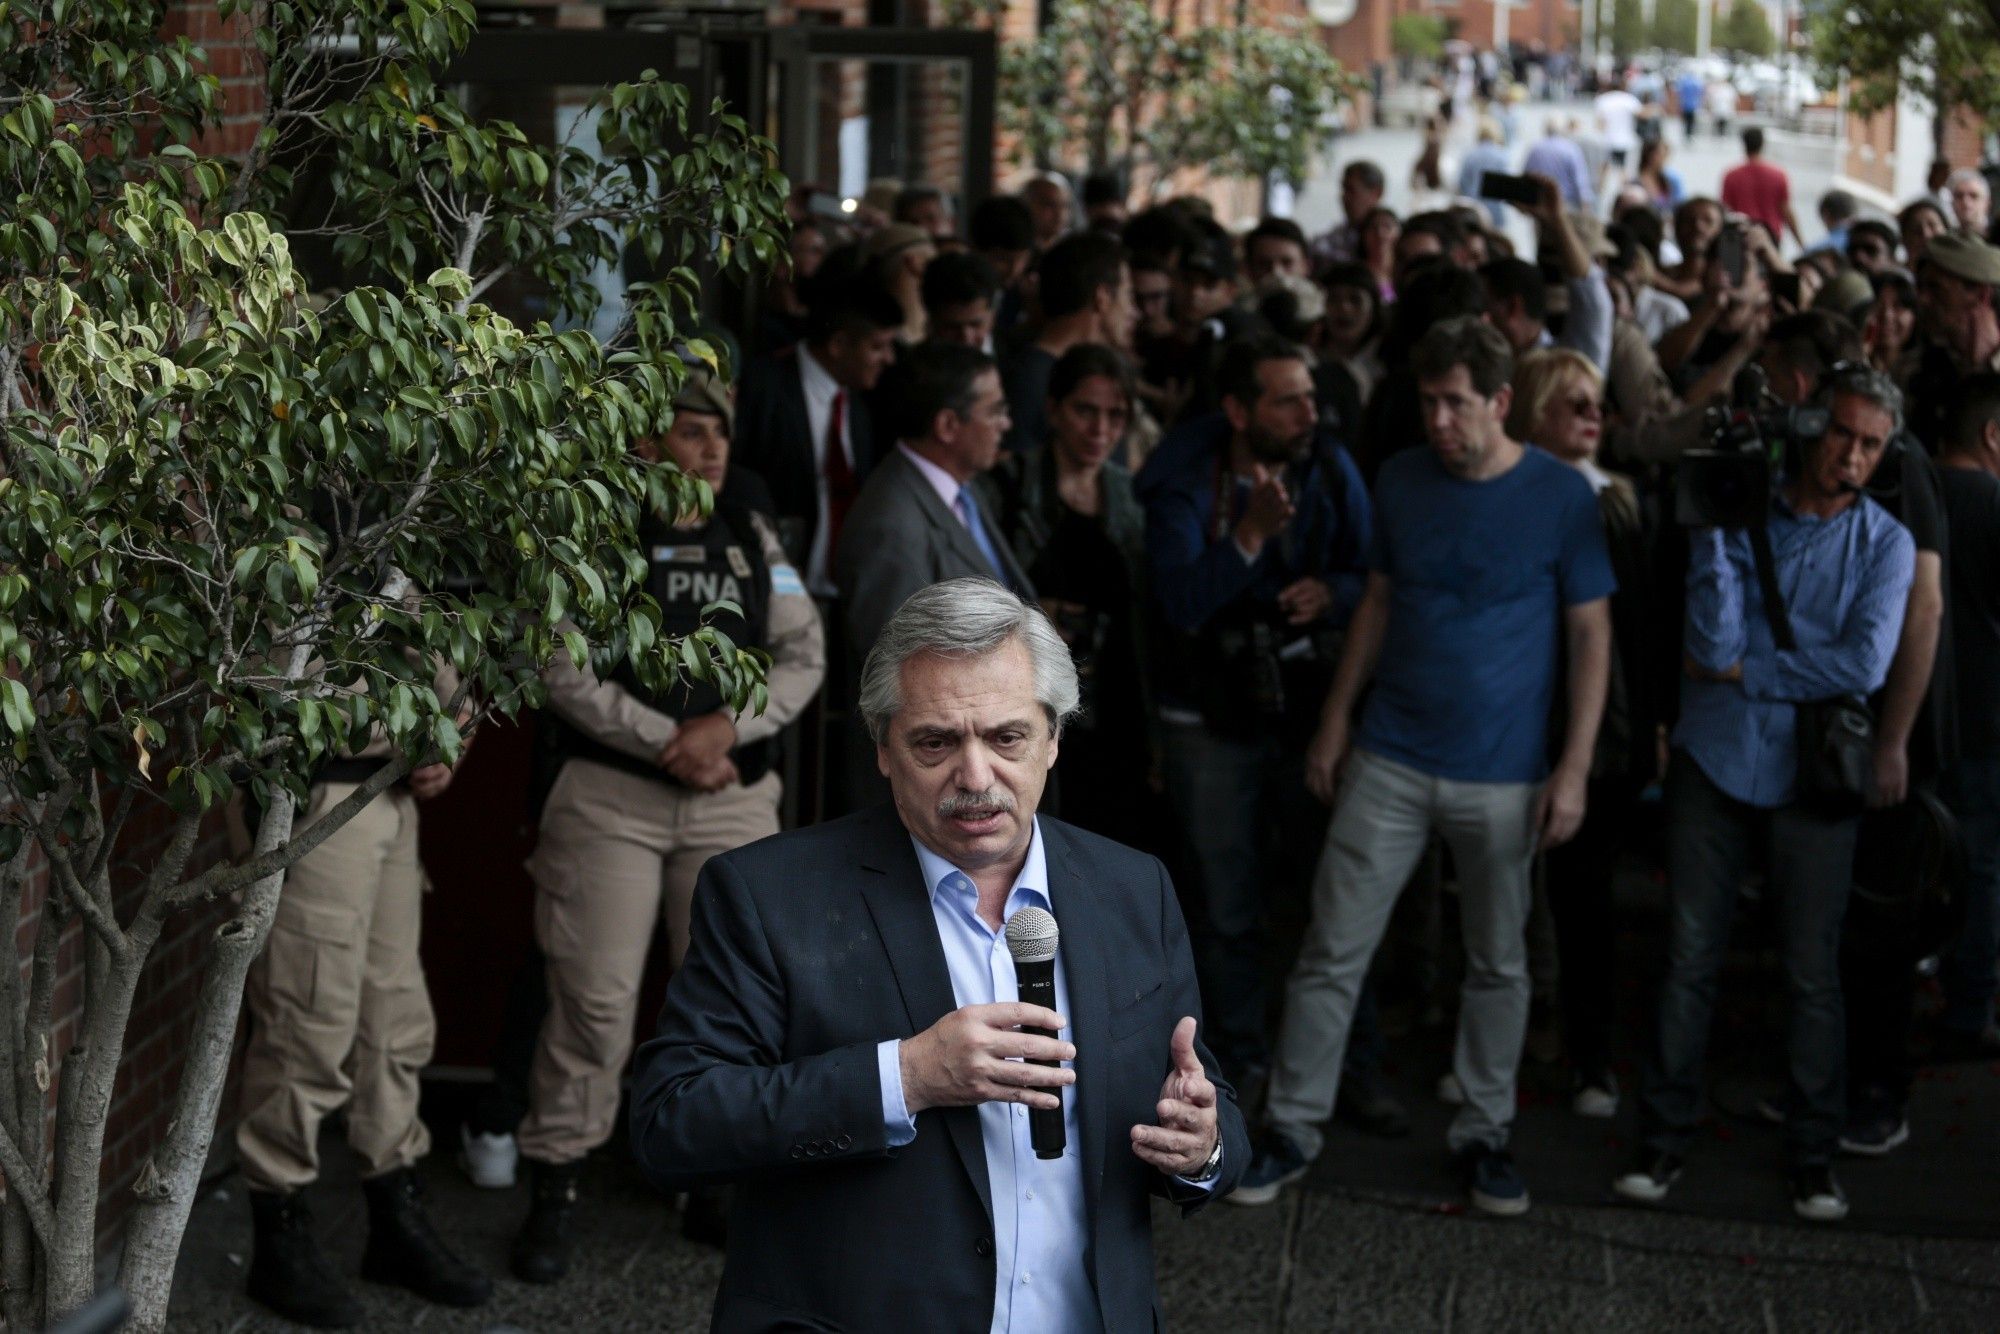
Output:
[1137, 334, 1393, 1126]
[1757, 313, 1956, 1156]
[1235, 318, 1614, 1217]
[1478, 174, 1614, 374]
[1656, 221, 1788, 392]
[1616, 367, 1915, 1223]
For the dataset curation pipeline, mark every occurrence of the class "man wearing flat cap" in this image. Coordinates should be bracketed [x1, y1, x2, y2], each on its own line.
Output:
[1908, 233, 2000, 451]
[508, 362, 826, 1283]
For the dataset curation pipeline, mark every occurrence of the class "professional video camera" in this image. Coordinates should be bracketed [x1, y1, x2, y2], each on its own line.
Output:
[1675, 366, 1829, 528]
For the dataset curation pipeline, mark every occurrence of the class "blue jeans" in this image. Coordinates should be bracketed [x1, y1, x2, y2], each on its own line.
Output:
[1941, 757, 2000, 1036]
[1160, 721, 1333, 1077]
[1641, 753, 1858, 1168]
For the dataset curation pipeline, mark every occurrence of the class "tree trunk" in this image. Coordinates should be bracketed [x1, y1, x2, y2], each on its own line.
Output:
[1, 1192, 36, 1332]
[43, 937, 144, 1320]
[118, 791, 296, 1334]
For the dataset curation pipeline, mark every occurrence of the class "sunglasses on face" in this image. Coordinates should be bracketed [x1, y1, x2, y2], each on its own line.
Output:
[1564, 395, 1605, 416]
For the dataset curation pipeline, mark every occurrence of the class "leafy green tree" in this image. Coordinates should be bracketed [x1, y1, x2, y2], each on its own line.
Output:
[1611, 0, 1652, 60]
[952, 0, 1358, 192]
[1391, 13, 1450, 61]
[1812, 0, 2000, 126]
[0, 2, 785, 1328]
[1722, 0, 1780, 54]
[1652, 0, 1703, 53]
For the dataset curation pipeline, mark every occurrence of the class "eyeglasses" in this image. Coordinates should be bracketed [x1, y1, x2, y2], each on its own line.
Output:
[1564, 395, 1605, 416]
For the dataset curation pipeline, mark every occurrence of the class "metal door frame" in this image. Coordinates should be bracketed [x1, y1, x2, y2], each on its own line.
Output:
[769, 26, 997, 207]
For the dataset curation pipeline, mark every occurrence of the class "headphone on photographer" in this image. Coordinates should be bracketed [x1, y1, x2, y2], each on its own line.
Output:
[1810, 360, 1908, 497]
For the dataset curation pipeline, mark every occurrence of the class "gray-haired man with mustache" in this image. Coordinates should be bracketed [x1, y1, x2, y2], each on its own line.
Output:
[629, 579, 1249, 1332]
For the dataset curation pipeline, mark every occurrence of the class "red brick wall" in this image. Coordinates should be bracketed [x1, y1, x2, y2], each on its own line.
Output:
[1328, 0, 1582, 69]
[1940, 103, 1986, 173]
[161, 0, 264, 160]
[1844, 103, 1898, 198]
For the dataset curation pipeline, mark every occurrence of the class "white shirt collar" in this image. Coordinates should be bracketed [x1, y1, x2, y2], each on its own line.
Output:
[908, 817, 1051, 910]
[797, 342, 839, 408]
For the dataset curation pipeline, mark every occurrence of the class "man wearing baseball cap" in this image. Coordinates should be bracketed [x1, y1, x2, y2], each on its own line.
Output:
[1907, 233, 2000, 451]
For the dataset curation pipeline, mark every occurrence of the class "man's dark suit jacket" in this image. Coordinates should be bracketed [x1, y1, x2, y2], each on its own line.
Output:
[628, 805, 1250, 1334]
[735, 347, 877, 567]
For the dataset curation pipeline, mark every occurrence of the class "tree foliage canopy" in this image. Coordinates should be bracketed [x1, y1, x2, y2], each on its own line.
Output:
[1651, 0, 1702, 54]
[1722, 0, 1779, 56]
[0, 1, 788, 1327]
[1390, 14, 1448, 61]
[1812, 0, 2000, 123]
[955, 0, 1359, 189]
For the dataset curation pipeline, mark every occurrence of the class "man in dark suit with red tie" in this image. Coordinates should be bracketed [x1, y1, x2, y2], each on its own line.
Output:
[735, 271, 904, 600]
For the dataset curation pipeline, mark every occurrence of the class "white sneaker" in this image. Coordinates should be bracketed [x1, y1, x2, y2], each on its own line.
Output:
[1573, 1072, 1620, 1119]
[459, 1123, 518, 1189]
[1436, 1072, 1465, 1105]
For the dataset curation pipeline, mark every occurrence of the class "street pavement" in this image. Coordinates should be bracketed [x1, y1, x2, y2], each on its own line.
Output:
[163, 1116, 2000, 1331]
[1288, 99, 1845, 256]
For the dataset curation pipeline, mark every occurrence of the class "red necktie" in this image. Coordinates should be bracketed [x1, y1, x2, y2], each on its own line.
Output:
[823, 389, 857, 559]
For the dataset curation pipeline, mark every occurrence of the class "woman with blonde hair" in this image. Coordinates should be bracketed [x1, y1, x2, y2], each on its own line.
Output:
[1508, 348, 1662, 1119]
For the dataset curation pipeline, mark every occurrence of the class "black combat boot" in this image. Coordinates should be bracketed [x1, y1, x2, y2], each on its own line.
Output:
[510, 1157, 583, 1284]
[246, 1188, 363, 1329]
[359, 1167, 493, 1307]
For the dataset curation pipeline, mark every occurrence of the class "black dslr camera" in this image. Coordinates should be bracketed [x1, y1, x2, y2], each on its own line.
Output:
[1676, 365, 1828, 529]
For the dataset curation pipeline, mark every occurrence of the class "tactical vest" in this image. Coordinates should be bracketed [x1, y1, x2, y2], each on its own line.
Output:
[550, 500, 774, 789]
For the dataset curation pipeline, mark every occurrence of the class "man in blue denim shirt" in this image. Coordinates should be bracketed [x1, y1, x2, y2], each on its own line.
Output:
[1616, 368, 1916, 1224]
[1136, 335, 1379, 1120]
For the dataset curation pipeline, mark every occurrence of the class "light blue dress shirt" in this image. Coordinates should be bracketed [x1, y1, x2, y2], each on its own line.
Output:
[873, 822, 1096, 1332]
[872, 821, 1220, 1333]
[1673, 496, 1915, 808]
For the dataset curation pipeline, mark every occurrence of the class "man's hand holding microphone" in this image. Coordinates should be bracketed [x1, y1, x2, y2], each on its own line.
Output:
[897, 1008, 1219, 1175]
[898, 903, 1219, 1177]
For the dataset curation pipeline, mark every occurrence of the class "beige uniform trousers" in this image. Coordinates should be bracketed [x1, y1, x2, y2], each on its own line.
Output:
[517, 757, 781, 1164]
[237, 782, 435, 1191]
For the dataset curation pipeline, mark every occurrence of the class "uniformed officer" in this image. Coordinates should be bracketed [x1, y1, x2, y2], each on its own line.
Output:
[509, 367, 826, 1283]
[237, 665, 491, 1330]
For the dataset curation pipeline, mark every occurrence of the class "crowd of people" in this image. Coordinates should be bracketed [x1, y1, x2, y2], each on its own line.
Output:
[230, 112, 2000, 1329]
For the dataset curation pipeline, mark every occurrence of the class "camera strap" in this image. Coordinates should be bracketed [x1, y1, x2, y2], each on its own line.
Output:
[1747, 525, 1799, 653]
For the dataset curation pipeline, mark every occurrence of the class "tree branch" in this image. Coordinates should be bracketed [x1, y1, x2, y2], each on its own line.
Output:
[162, 754, 410, 909]
[38, 842, 126, 962]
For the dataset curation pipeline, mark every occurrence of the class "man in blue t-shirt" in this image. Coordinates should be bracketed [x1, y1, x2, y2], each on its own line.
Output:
[1230, 318, 1614, 1218]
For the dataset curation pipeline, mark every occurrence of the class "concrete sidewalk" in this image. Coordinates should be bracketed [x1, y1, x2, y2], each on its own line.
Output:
[163, 1133, 2000, 1331]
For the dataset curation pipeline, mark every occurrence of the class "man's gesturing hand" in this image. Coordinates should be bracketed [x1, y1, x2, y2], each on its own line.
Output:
[899, 1003, 1075, 1116]
[1130, 1017, 1219, 1177]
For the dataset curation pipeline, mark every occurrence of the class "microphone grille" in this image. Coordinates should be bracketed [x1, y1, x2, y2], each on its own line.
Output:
[1004, 906, 1059, 963]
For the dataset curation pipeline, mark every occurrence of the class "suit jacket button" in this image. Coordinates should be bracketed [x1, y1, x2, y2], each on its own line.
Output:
[975, 1237, 993, 1257]
[836, 1134, 853, 1150]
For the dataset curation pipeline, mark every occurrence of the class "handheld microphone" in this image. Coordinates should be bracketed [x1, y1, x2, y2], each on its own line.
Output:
[1003, 907, 1065, 1160]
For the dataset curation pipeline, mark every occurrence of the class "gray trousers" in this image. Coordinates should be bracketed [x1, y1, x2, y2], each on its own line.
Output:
[1267, 749, 1541, 1156]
